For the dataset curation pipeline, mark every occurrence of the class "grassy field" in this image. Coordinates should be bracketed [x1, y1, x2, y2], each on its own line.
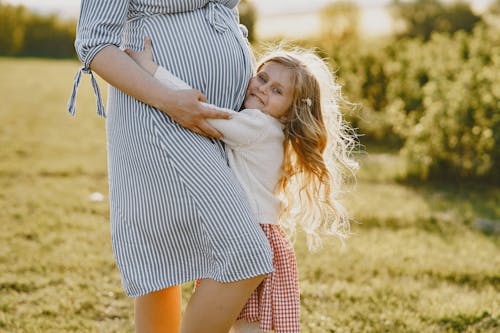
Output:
[0, 58, 498, 333]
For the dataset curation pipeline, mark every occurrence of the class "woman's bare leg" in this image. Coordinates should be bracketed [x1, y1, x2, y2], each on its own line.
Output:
[181, 275, 265, 333]
[135, 285, 182, 333]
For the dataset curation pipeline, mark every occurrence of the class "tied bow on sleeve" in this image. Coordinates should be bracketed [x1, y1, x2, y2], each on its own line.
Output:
[67, 67, 106, 118]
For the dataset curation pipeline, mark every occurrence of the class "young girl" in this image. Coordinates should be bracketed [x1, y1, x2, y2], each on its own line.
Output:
[126, 38, 358, 333]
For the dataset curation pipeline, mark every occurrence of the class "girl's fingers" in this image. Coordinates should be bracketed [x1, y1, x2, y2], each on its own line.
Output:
[191, 126, 204, 137]
[207, 110, 232, 120]
[197, 121, 223, 139]
[191, 125, 216, 139]
[200, 105, 232, 119]
[196, 91, 207, 103]
[144, 37, 153, 52]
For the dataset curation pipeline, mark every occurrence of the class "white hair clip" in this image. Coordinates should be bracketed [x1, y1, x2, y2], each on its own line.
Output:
[302, 98, 312, 107]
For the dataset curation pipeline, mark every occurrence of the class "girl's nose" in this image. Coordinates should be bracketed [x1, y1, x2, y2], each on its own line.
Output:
[257, 83, 268, 94]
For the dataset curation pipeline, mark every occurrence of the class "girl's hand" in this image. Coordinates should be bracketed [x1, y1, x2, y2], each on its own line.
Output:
[124, 37, 158, 75]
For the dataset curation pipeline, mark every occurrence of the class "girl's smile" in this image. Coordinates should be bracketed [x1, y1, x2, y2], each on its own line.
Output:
[243, 62, 295, 119]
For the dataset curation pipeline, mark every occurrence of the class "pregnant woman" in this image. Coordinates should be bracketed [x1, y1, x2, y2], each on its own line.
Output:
[67, 1, 274, 332]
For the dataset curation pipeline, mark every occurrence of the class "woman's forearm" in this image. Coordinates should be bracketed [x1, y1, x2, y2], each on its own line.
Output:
[89, 45, 173, 110]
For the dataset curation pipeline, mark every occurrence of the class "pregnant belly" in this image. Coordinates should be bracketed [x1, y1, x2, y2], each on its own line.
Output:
[124, 6, 252, 110]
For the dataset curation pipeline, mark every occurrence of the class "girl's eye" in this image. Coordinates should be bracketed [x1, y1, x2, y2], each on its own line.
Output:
[258, 74, 267, 83]
[272, 87, 282, 95]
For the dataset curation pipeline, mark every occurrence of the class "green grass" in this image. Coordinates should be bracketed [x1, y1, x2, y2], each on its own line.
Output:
[0, 58, 499, 332]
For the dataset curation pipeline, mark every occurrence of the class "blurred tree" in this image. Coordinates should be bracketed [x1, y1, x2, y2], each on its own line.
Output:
[238, 0, 257, 43]
[21, 15, 75, 58]
[0, 1, 27, 55]
[320, 1, 360, 42]
[442, 2, 483, 33]
[0, 1, 76, 58]
[390, 0, 482, 41]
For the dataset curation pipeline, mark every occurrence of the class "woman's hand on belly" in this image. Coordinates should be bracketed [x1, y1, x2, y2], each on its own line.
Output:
[160, 89, 231, 138]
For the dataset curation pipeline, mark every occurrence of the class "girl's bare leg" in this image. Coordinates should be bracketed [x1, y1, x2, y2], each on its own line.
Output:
[181, 275, 265, 333]
[229, 320, 263, 333]
[135, 285, 182, 333]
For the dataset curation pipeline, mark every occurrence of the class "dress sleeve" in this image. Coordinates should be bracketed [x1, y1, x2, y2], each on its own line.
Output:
[75, 0, 130, 69]
[67, 0, 130, 117]
[153, 66, 263, 147]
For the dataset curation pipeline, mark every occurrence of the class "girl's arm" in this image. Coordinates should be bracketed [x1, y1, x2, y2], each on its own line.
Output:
[153, 65, 266, 148]
[127, 38, 264, 147]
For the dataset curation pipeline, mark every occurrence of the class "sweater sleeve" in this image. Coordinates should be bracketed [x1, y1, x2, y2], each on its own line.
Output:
[154, 66, 264, 147]
[154, 65, 193, 90]
[206, 110, 266, 148]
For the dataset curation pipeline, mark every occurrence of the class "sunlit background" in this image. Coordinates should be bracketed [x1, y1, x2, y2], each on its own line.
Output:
[3, 0, 496, 37]
[1, 0, 499, 332]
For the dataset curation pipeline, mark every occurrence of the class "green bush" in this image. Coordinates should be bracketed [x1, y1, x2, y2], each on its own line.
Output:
[310, 23, 499, 182]
[400, 26, 500, 182]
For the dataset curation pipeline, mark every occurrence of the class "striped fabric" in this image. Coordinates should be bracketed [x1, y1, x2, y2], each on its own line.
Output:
[70, 0, 274, 297]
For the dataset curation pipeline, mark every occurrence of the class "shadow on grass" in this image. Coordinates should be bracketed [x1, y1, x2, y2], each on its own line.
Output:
[436, 311, 498, 332]
[397, 179, 500, 227]
[354, 149, 500, 236]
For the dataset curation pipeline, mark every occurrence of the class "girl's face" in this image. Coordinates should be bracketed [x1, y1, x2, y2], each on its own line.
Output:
[243, 62, 294, 119]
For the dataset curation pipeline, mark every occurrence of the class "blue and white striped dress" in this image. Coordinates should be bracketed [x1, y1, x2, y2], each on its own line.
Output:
[69, 0, 274, 297]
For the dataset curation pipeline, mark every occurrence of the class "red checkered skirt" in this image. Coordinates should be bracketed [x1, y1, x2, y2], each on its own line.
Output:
[238, 224, 300, 332]
[195, 224, 300, 332]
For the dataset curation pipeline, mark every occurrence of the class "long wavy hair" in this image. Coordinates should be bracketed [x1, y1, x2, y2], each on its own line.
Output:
[256, 49, 359, 251]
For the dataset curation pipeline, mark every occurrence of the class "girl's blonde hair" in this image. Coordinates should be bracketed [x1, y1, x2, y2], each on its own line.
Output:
[257, 48, 359, 251]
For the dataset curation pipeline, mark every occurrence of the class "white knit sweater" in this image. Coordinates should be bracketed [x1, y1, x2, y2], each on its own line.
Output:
[154, 66, 284, 224]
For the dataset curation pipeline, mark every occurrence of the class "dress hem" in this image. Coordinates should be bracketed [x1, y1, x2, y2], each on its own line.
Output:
[125, 265, 274, 298]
